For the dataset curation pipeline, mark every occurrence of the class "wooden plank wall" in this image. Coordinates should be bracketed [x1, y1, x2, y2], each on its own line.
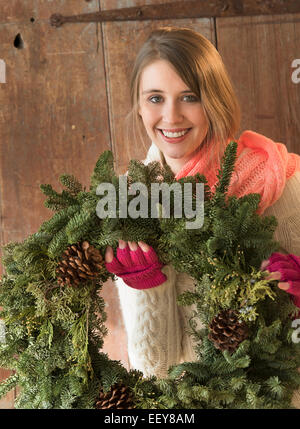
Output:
[0, 0, 299, 408]
[217, 13, 300, 154]
[0, 0, 111, 408]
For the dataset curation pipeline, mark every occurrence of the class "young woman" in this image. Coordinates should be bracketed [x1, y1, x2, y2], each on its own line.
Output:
[104, 27, 300, 405]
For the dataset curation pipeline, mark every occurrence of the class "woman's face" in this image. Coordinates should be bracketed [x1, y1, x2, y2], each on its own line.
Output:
[138, 59, 209, 172]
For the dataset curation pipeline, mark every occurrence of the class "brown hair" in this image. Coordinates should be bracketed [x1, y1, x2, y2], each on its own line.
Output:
[126, 26, 241, 169]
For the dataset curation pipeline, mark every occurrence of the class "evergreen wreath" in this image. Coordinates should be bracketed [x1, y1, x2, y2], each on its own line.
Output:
[0, 141, 300, 409]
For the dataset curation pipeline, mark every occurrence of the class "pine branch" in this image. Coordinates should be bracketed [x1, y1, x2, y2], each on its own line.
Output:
[211, 140, 238, 207]
[0, 373, 19, 399]
[40, 184, 78, 212]
[90, 150, 116, 191]
[1, 144, 299, 410]
[59, 174, 83, 197]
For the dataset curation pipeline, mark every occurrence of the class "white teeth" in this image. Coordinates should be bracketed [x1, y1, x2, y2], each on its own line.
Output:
[161, 129, 189, 138]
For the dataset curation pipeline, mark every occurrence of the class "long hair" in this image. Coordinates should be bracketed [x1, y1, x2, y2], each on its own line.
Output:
[126, 26, 241, 170]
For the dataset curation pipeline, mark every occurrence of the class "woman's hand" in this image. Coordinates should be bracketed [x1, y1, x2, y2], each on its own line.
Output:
[104, 239, 167, 290]
[260, 253, 300, 308]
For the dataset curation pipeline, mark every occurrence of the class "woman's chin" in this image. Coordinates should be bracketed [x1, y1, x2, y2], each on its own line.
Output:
[163, 149, 188, 160]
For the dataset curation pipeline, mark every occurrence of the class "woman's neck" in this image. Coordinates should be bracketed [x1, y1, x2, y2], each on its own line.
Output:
[163, 156, 188, 176]
[162, 145, 203, 176]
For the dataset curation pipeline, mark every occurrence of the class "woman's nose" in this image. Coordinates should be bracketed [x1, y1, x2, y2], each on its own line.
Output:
[162, 101, 183, 124]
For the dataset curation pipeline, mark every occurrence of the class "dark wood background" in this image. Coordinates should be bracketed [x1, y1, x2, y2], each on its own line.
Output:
[0, 0, 299, 408]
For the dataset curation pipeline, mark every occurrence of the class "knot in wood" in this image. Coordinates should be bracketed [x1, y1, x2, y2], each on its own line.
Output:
[50, 13, 64, 27]
[221, 2, 229, 12]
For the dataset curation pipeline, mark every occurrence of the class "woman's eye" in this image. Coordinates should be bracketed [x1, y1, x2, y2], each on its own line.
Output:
[182, 94, 199, 102]
[148, 95, 163, 103]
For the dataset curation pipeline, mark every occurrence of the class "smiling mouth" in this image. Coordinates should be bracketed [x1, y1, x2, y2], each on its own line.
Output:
[158, 128, 191, 138]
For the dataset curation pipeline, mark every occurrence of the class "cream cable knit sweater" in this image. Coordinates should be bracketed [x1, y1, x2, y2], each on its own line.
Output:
[114, 142, 300, 407]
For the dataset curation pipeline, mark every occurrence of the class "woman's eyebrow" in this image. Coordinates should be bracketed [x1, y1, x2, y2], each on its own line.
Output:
[142, 89, 164, 94]
[141, 89, 193, 94]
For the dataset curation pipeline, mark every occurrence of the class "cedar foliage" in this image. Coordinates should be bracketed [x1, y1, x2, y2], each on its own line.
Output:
[0, 142, 300, 408]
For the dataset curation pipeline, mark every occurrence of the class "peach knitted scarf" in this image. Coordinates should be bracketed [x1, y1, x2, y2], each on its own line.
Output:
[175, 130, 300, 214]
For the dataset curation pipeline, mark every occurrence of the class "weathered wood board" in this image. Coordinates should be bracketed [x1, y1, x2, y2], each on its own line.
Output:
[0, 0, 109, 408]
[217, 13, 300, 153]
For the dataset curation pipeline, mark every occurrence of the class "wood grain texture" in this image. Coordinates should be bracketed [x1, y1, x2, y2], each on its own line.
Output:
[0, 0, 109, 265]
[0, 369, 15, 409]
[101, 0, 179, 11]
[0, 0, 109, 408]
[217, 13, 300, 154]
[50, 0, 300, 25]
[0, 0, 98, 23]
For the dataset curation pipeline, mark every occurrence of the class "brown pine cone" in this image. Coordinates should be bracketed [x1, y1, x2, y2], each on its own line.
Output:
[95, 384, 135, 409]
[208, 309, 249, 353]
[56, 241, 103, 287]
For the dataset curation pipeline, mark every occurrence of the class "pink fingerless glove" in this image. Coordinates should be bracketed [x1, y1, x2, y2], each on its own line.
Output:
[105, 244, 167, 290]
[264, 252, 300, 309]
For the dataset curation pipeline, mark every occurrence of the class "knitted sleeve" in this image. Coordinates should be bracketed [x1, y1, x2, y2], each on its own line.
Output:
[263, 171, 300, 255]
[263, 170, 300, 409]
[114, 264, 182, 379]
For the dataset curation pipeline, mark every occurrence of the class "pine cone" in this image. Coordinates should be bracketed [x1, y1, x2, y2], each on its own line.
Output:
[95, 384, 135, 409]
[208, 309, 249, 353]
[56, 241, 103, 287]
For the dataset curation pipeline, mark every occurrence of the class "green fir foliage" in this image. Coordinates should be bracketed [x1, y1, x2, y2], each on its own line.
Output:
[0, 141, 299, 408]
